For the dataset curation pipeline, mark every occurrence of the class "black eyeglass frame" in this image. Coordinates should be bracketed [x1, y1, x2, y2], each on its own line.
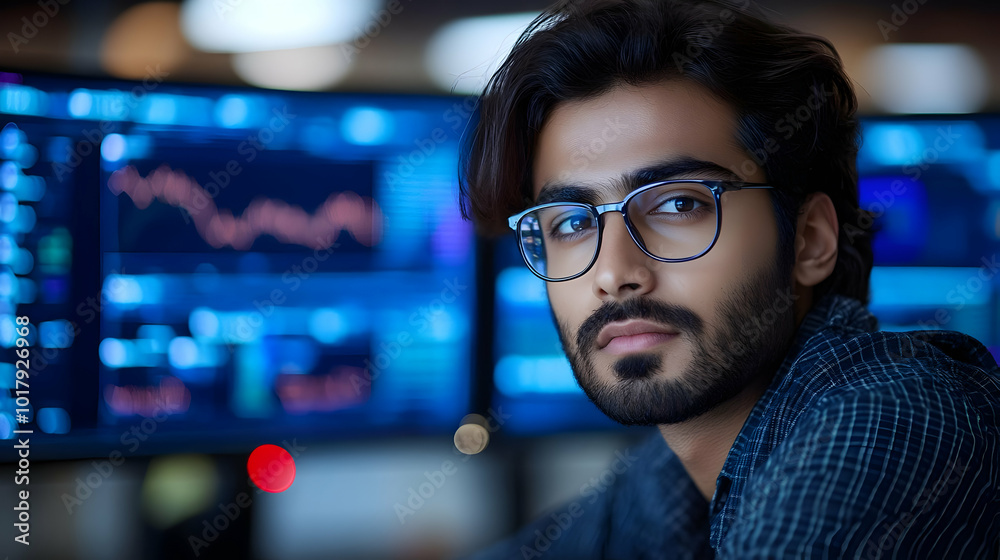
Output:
[507, 179, 775, 282]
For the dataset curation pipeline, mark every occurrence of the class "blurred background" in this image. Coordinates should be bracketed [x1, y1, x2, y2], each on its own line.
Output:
[0, 0, 998, 558]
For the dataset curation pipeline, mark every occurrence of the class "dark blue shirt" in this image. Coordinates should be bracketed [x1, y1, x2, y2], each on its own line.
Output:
[463, 294, 1000, 559]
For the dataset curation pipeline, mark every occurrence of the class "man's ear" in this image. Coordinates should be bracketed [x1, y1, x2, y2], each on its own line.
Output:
[793, 192, 839, 288]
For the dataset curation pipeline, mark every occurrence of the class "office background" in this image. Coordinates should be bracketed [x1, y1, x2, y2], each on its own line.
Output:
[0, 0, 999, 558]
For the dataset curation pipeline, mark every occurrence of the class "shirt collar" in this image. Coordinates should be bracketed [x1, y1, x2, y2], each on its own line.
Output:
[717, 292, 879, 481]
[785, 292, 879, 361]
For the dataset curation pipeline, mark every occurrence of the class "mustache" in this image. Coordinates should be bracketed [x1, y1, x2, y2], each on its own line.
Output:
[575, 297, 704, 351]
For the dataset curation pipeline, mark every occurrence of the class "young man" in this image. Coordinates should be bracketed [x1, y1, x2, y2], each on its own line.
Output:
[458, 0, 1000, 558]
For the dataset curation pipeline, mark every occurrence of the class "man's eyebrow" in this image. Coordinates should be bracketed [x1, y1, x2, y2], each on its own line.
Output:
[625, 157, 742, 187]
[535, 157, 742, 205]
[534, 184, 602, 206]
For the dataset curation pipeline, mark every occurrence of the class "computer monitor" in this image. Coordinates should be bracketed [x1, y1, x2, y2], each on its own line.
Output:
[0, 72, 479, 457]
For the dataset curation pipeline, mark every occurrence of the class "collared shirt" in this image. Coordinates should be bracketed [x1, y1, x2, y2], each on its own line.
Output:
[461, 293, 1000, 559]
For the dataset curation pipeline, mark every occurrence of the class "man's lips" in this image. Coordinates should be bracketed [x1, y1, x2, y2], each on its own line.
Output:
[596, 319, 680, 352]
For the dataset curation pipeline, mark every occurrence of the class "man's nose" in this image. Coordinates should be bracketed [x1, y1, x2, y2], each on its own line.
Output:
[590, 213, 657, 300]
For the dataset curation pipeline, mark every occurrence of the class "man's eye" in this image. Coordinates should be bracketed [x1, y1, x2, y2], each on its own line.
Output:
[655, 196, 704, 213]
[553, 213, 595, 235]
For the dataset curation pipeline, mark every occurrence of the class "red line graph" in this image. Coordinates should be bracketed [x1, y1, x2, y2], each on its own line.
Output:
[107, 165, 383, 250]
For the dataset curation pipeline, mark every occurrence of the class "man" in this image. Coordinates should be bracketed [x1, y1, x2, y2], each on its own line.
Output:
[457, 0, 1000, 558]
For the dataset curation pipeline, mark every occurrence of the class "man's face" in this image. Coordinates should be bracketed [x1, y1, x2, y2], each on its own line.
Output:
[532, 79, 799, 426]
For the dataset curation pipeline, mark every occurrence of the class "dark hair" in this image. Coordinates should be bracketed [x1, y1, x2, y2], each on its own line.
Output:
[458, 0, 875, 305]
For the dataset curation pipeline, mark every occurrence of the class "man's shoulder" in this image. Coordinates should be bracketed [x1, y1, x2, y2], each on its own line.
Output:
[794, 326, 1000, 426]
[728, 362, 1000, 558]
[802, 320, 998, 376]
[795, 294, 998, 383]
[777, 329, 1000, 470]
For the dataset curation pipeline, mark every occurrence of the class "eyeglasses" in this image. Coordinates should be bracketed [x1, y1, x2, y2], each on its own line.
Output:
[507, 179, 774, 282]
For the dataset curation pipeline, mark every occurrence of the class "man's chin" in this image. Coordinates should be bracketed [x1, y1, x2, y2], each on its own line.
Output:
[608, 352, 663, 380]
[574, 357, 727, 426]
[584, 381, 726, 426]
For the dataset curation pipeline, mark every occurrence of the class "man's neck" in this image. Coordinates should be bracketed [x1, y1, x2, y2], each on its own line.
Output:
[657, 373, 774, 502]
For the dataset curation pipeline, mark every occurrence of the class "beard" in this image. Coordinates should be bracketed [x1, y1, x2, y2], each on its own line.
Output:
[553, 256, 797, 425]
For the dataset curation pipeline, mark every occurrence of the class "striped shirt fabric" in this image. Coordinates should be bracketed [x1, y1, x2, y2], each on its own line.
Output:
[462, 293, 1000, 559]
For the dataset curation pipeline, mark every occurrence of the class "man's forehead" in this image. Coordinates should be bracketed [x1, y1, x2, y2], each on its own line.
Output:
[530, 81, 752, 199]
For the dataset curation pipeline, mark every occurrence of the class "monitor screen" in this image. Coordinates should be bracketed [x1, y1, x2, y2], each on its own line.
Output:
[0, 73, 478, 456]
